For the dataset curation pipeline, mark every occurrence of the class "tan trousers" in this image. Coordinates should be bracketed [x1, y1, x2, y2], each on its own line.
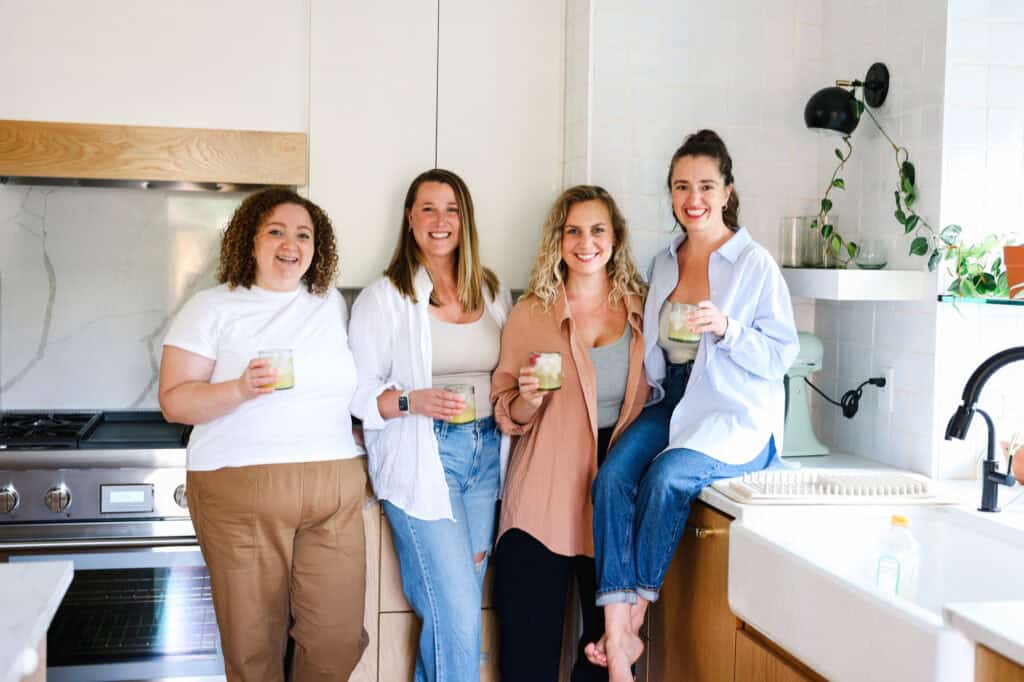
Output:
[188, 458, 369, 682]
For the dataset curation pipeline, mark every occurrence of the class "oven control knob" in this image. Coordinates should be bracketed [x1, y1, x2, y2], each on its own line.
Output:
[44, 484, 72, 513]
[173, 484, 188, 509]
[0, 486, 18, 514]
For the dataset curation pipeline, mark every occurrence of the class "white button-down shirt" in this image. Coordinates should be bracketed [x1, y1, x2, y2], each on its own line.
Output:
[349, 267, 512, 520]
[644, 228, 799, 464]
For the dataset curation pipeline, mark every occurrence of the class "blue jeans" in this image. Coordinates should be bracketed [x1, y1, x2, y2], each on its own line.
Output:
[592, 362, 775, 605]
[382, 416, 501, 682]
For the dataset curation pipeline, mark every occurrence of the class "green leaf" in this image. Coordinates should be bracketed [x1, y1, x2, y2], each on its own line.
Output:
[821, 198, 833, 214]
[910, 236, 929, 256]
[928, 249, 941, 271]
[901, 176, 913, 194]
[904, 215, 919, 234]
[901, 161, 916, 187]
[905, 190, 916, 208]
[894, 190, 903, 210]
[810, 219, 819, 230]
[939, 224, 962, 246]
[822, 223, 834, 239]
[830, 235, 842, 254]
[895, 208, 907, 223]
[853, 98, 865, 118]
[832, 178, 846, 190]
[835, 148, 844, 161]
[847, 241, 859, 258]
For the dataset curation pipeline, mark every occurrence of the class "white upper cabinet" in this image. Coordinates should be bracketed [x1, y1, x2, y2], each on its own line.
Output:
[310, 0, 566, 287]
[436, 0, 566, 288]
[309, 0, 438, 286]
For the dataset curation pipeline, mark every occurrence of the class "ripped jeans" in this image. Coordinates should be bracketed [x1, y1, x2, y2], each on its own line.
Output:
[382, 415, 501, 682]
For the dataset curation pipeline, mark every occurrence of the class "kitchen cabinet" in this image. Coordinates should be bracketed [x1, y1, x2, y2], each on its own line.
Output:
[975, 644, 1024, 682]
[308, 0, 564, 288]
[735, 627, 824, 682]
[643, 500, 739, 682]
[641, 501, 825, 682]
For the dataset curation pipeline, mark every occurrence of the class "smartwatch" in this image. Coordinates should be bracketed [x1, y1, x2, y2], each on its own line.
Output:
[398, 390, 411, 414]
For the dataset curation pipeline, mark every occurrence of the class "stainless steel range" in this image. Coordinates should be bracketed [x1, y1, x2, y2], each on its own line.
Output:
[0, 410, 225, 682]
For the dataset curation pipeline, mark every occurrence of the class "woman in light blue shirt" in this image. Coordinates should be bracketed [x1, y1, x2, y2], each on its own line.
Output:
[584, 130, 799, 681]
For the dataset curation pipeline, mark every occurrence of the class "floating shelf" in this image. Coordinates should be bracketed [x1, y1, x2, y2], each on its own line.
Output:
[937, 295, 1024, 307]
[782, 268, 932, 301]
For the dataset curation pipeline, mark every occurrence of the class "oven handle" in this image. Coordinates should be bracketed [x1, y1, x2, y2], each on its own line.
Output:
[0, 536, 199, 551]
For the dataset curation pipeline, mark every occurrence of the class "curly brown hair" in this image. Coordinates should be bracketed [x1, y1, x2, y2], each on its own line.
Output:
[217, 188, 339, 295]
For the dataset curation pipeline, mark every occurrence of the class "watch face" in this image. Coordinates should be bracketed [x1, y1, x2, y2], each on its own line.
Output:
[399, 395, 409, 412]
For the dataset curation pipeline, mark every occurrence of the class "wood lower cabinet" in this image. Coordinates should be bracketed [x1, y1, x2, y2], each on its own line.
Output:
[378, 609, 500, 681]
[642, 501, 824, 682]
[644, 500, 739, 682]
[735, 628, 824, 682]
[975, 644, 1024, 682]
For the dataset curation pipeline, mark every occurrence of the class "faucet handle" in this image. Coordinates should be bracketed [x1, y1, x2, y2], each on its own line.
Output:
[987, 457, 1017, 488]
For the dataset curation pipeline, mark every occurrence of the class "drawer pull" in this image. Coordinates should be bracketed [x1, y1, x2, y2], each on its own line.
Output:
[691, 526, 726, 539]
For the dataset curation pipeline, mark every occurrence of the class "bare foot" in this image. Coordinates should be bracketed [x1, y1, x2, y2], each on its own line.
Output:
[606, 632, 644, 682]
[584, 635, 608, 667]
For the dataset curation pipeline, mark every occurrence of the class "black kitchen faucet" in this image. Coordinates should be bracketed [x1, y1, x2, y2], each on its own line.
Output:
[945, 346, 1024, 512]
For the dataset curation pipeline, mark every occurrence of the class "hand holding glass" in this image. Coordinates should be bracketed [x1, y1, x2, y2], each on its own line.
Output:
[258, 349, 295, 390]
[668, 303, 700, 342]
[531, 352, 562, 390]
[445, 384, 476, 424]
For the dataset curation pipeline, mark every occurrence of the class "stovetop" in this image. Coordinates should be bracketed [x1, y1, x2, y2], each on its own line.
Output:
[0, 411, 190, 451]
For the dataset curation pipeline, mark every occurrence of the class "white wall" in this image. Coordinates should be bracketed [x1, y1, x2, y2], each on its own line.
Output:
[933, 0, 1024, 478]
[0, 0, 309, 131]
[811, 0, 947, 475]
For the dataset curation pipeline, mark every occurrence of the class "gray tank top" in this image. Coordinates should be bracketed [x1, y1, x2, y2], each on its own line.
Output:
[588, 324, 632, 429]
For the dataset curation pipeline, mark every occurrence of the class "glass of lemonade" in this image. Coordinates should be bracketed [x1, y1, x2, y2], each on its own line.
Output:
[668, 303, 700, 342]
[531, 352, 562, 391]
[446, 384, 476, 424]
[258, 349, 295, 390]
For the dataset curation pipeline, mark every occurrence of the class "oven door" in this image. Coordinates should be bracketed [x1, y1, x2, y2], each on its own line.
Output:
[6, 537, 224, 682]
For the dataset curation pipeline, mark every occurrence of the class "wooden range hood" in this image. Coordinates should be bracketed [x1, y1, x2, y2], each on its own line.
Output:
[0, 119, 307, 191]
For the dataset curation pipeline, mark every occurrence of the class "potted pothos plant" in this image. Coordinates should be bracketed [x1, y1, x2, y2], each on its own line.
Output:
[810, 91, 996, 278]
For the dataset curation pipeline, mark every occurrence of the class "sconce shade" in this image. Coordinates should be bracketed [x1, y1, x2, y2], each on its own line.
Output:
[804, 86, 859, 135]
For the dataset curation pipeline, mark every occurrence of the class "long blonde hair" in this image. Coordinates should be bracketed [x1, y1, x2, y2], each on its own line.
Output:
[384, 168, 497, 309]
[524, 185, 647, 308]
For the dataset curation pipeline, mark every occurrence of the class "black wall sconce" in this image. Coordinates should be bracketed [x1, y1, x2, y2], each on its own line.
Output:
[804, 62, 890, 134]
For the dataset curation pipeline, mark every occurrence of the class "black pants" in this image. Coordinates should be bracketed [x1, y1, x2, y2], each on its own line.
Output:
[493, 427, 613, 682]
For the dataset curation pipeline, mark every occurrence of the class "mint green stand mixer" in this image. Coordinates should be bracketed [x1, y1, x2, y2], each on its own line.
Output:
[782, 331, 829, 457]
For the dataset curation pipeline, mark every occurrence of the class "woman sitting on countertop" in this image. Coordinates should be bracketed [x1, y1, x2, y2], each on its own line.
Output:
[158, 188, 368, 682]
[348, 168, 512, 682]
[584, 130, 800, 682]
[491, 185, 648, 682]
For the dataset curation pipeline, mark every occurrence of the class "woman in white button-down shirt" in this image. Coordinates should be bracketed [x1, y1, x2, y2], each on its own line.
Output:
[348, 169, 511, 682]
[584, 131, 799, 681]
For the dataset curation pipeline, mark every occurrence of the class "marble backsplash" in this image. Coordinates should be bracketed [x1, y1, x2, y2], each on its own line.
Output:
[0, 185, 243, 410]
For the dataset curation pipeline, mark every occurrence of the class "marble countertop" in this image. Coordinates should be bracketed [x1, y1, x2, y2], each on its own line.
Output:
[0, 561, 73, 682]
[944, 601, 1024, 666]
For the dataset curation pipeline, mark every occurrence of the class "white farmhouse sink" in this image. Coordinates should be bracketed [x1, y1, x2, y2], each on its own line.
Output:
[729, 504, 1024, 682]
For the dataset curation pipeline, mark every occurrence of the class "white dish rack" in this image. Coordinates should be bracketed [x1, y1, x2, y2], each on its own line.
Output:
[711, 469, 956, 505]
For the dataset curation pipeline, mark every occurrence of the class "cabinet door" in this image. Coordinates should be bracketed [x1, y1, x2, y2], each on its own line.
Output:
[735, 629, 819, 682]
[349, 500, 381, 682]
[436, 0, 566, 288]
[976, 644, 1024, 682]
[645, 501, 738, 682]
[309, 0, 438, 287]
[377, 609, 500, 680]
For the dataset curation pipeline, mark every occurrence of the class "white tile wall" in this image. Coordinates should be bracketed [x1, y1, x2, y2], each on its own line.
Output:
[934, 4, 1024, 478]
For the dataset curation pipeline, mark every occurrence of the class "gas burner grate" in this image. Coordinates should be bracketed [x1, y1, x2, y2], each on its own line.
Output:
[0, 412, 100, 449]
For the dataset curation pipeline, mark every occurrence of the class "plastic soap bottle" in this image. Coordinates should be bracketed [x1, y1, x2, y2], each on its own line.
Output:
[874, 514, 920, 602]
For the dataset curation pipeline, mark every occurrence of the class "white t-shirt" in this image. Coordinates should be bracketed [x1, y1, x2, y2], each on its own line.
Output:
[163, 283, 362, 471]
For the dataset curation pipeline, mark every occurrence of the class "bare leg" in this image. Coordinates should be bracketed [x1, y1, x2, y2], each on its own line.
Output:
[584, 596, 650, 674]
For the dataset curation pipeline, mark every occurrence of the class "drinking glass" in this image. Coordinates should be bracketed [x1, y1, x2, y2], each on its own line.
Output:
[531, 352, 562, 391]
[258, 349, 295, 390]
[668, 303, 700, 342]
[445, 384, 476, 424]
[855, 238, 889, 270]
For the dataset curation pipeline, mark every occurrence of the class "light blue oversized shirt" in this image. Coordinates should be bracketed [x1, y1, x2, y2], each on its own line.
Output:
[644, 227, 799, 464]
